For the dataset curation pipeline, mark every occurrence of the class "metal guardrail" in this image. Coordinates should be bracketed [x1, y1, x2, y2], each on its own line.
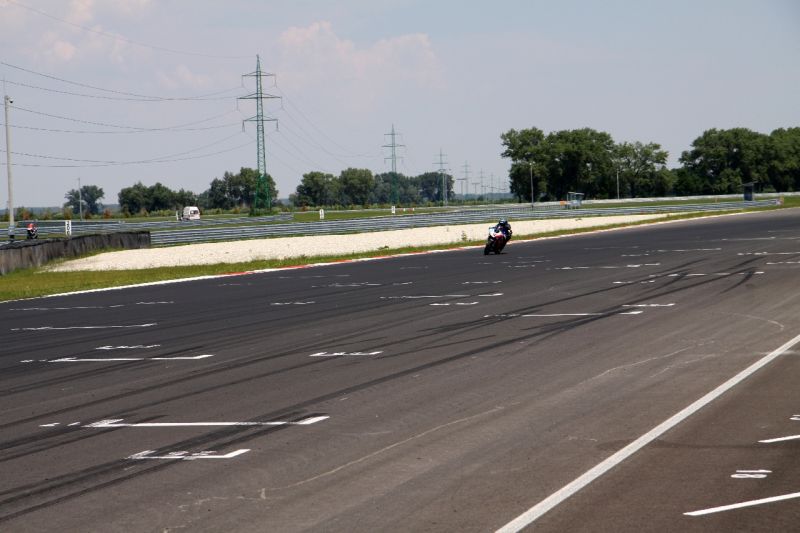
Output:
[9, 213, 292, 239]
[149, 200, 779, 246]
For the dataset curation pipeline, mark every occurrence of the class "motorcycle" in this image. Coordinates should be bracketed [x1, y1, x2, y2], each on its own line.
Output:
[483, 226, 508, 255]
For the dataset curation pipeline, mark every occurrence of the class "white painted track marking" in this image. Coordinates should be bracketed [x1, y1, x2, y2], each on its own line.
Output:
[12, 323, 156, 331]
[759, 434, 800, 443]
[58, 416, 330, 428]
[309, 351, 382, 357]
[685, 492, 800, 516]
[495, 331, 800, 533]
[128, 449, 250, 460]
[622, 303, 675, 308]
[96, 345, 160, 350]
[46, 355, 214, 363]
[484, 311, 644, 318]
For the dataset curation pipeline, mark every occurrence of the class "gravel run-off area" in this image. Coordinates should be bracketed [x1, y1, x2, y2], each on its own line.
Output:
[48, 214, 670, 271]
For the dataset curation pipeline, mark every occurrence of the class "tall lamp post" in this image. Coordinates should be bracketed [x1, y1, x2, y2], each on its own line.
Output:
[528, 160, 534, 206]
[4, 94, 14, 240]
[616, 167, 620, 200]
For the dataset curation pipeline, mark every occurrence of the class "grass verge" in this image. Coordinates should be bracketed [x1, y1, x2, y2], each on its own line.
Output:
[0, 205, 795, 302]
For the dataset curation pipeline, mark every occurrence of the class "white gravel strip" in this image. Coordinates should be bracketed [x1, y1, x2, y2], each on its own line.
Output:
[47, 215, 668, 272]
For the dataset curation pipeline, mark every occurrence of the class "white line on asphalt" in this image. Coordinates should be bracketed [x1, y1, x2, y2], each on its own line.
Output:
[41, 416, 330, 428]
[271, 301, 315, 306]
[738, 251, 800, 256]
[430, 302, 479, 306]
[309, 351, 382, 357]
[495, 331, 800, 533]
[622, 304, 675, 308]
[127, 449, 250, 460]
[758, 434, 800, 443]
[44, 355, 214, 363]
[12, 323, 157, 331]
[684, 492, 800, 516]
[96, 345, 161, 350]
[381, 294, 470, 299]
[483, 311, 644, 318]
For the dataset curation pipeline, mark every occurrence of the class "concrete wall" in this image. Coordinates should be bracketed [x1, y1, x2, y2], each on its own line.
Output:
[0, 232, 150, 275]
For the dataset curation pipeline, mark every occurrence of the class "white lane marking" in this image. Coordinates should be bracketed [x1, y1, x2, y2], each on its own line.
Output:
[685, 492, 800, 516]
[622, 303, 675, 308]
[496, 331, 800, 533]
[732, 470, 771, 479]
[553, 263, 661, 270]
[12, 323, 157, 331]
[484, 311, 644, 318]
[767, 261, 800, 265]
[462, 281, 503, 285]
[10, 302, 172, 311]
[270, 301, 315, 306]
[430, 302, 478, 306]
[649, 248, 722, 252]
[478, 293, 504, 297]
[613, 272, 764, 284]
[309, 351, 382, 357]
[621, 254, 650, 257]
[96, 345, 161, 350]
[791, 415, 800, 421]
[314, 282, 381, 287]
[45, 355, 214, 363]
[128, 449, 250, 460]
[53, 415, 330, 428]
[381, 294, 469, 299]
[738, 251, 800, 256]
[758, 434, 800, 443]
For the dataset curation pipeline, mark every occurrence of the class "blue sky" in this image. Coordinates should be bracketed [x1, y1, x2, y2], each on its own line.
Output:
[1, 0, 798, 206]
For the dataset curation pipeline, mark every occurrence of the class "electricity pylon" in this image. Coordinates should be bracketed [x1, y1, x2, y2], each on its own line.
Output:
[239, 55, 279, 211]
[434, 149, 449, 206]
[383, 124, 405, 204]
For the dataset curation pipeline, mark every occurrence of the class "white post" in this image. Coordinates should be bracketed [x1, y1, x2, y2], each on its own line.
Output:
[65, 219, 72, 236]
[319, 208, 325, 220]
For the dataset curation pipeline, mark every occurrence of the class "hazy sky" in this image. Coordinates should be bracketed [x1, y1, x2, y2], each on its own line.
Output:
[1, 0, 798, 207]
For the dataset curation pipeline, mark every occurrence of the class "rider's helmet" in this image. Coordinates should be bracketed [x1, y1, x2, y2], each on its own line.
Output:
[498, 219, 507, 225]
[27, 223, 34, 230]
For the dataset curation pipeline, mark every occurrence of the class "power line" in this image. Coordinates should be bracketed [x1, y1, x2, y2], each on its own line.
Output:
[6, 0, 250, 60]
[0, 60, 243, 101]
[2, 78, 243, 102]
[1, 132, 251, 167]
[0, 120, 241, 135]
[13, 105, 236, 132]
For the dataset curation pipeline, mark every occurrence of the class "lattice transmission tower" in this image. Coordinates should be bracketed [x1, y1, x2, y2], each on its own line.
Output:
[239, 55, 280, 211]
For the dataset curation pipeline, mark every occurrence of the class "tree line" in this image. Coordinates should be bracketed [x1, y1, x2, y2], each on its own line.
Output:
[502, 127, 800, 202]
[290, 169, 454, 208]
[61, 125, 798, 217]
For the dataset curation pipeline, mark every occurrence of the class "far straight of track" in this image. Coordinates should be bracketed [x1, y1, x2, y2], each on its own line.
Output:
[0, 209, 798, 532]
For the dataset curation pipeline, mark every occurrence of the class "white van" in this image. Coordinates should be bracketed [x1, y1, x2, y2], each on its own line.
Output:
[182, 206, 201, 221]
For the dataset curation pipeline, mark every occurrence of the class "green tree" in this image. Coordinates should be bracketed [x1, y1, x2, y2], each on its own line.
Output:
[541, 128, 616, 200]
[614, 142, 669, 198]
[64, 185, 104, 215]
[293, 171, 337, 207]
[339, 168, 374, 206]
[118, 182, 150, 215]
[147, 182, 176, 211]
[501, 127, 545, 201]
[679, 128, 771, 194]
[768, 128, 800, 191]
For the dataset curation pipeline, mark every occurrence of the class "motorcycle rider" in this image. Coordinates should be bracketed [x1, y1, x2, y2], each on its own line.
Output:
[26, 222, 38, 240]
[493, 219, 512, 241]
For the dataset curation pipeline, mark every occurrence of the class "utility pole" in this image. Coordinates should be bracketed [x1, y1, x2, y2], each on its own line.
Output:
[434, 148, 449, 206]
[460, 161, 471, 201]
[479, 169, 485, 202]
[529, 161, 534, 206]
[77, 177, 83, 221]
[4, 93, 14, 240]
[239, 55, 279, 212]
[383, 124, 404, 205]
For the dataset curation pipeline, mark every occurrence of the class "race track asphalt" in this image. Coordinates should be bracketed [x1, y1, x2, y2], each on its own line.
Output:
[1, 208, 799, 532]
